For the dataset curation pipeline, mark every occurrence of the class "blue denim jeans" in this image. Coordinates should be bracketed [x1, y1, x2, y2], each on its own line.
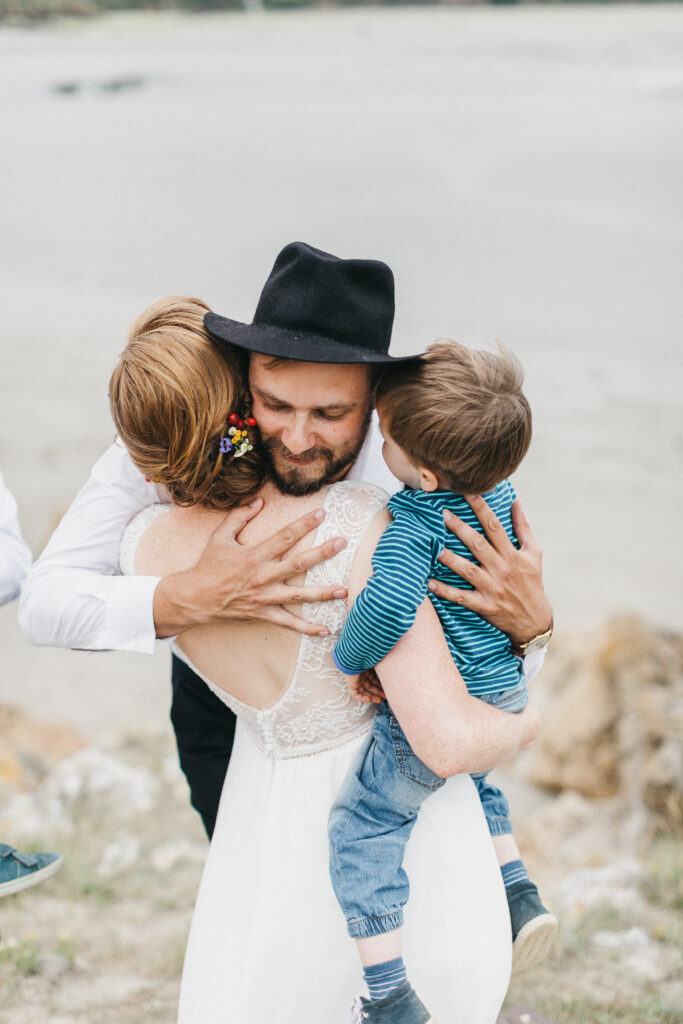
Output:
[328, 701, 445, 939]
[470, 681, 528, 838]
[328, 681, 528, 939]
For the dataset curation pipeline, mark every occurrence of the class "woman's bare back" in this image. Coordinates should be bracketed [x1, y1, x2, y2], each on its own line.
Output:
[134, 481, 331, 709]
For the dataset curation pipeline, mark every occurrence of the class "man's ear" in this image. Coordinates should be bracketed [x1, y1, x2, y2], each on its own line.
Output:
[419, 467, 440, 492]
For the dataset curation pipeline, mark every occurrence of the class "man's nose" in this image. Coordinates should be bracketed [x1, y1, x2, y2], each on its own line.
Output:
[281, 415, 316, 455]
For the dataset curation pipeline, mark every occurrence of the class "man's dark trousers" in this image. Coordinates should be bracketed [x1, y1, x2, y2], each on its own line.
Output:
[171, 653, 236, 838]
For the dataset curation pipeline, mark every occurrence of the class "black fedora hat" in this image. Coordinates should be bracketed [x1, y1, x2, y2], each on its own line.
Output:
[205, 241, 422, 364]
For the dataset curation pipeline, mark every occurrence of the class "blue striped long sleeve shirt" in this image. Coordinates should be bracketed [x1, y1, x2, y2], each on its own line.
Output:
[333, 482, 523, 697]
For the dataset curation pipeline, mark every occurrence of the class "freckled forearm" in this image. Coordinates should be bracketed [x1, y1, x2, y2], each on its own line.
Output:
[426, 697, 536, 777]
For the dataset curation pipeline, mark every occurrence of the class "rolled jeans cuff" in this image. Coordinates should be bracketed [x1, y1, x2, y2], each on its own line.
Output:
[347, 910, 404, 939]
[487, 817, 514, 837]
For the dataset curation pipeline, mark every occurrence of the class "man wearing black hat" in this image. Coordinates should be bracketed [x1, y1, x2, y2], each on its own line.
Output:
[201, 240, 414, 498]
[20, 241, 552, 839]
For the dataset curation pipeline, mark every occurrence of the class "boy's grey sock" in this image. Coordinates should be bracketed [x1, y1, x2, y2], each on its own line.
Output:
[501, 858, 529, 890]
[363, 956, 408, 1000]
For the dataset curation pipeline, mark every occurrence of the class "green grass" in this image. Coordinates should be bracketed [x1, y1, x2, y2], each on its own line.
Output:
[53, 931, 77, 965]
[533, 995, 683, 1024]
[644, 834, 683, 914]
[0, 936, 41, 978]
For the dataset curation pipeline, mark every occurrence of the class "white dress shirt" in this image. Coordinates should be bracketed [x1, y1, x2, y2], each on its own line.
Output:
[1, 469, 33, 607]
[18, 415, 545, 681]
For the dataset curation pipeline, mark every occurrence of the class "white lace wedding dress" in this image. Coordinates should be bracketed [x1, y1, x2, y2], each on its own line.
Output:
[121, 482, 511, 1024]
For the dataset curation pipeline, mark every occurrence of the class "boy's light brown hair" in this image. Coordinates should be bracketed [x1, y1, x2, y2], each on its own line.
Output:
[109, 296, 264, 509]
[376, 339, 532, 495]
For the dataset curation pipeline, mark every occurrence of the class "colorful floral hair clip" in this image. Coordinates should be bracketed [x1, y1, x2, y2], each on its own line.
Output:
[219, 412, 257, 460]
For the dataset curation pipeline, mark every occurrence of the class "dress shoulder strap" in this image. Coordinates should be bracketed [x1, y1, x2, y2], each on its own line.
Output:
[119, 502, 171, 575]
[314, 481, 389, 588]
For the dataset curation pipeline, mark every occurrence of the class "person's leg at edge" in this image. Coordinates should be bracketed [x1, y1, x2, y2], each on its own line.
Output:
[170, 654, 237, 839]
[329, 704, 438, 1024]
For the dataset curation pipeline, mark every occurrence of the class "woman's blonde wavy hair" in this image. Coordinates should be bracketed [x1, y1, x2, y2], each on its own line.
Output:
[109, 296, 264, 509]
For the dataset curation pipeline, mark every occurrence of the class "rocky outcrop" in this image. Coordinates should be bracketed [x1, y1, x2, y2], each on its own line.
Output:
[0, 703, 87, 805]
[526, 616, 682, 833]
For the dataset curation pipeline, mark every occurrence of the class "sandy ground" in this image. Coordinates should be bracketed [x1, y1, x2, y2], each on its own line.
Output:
[1, 5, 682, 732]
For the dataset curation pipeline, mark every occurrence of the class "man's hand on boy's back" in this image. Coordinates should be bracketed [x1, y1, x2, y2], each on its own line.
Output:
[427, 495, 552, 648]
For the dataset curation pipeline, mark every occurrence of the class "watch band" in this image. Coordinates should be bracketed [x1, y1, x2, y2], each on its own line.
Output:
[511, 618, 553, 658]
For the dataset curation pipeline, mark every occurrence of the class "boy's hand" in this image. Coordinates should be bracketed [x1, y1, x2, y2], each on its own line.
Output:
[428, 496, 552, 648]
[347, 668, 385, 705]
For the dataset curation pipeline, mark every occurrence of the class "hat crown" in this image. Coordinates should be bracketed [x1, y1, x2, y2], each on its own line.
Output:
[252, 242, 395, 355]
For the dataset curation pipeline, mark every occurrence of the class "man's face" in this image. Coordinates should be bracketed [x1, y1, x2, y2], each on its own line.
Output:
[248, 355, 373, 496]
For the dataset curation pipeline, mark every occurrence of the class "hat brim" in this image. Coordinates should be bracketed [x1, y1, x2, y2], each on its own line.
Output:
[205, 313, 423, 365]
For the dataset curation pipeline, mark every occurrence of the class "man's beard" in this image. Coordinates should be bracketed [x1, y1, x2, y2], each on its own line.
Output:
[261, 405, 372, 496]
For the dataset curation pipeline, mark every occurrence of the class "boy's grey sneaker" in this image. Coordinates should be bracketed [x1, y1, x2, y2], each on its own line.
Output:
[0, 844, 63, 899]
[506, 879, 558, 971]
[350, 981, 438, 1024]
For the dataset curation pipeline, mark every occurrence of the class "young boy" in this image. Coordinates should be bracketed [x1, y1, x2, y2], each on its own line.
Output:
[329, 340, 556, 1024]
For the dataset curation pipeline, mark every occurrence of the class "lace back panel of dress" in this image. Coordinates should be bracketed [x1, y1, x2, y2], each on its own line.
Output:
[258, 481, 389, 758]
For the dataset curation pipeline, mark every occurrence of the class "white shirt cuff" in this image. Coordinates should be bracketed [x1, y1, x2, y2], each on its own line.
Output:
[88, 574, 162, 654]
[520, 646, 547, 684]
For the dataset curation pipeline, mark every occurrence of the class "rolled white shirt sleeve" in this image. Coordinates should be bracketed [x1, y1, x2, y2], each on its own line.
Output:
[18, 441, 165, 653]
[0, 470, 33, 606]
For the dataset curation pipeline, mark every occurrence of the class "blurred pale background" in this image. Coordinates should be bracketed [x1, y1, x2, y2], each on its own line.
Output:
[1, 4, 682, 736]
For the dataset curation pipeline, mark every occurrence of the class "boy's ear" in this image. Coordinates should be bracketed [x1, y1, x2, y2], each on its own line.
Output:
[419, 467, 440, 492]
